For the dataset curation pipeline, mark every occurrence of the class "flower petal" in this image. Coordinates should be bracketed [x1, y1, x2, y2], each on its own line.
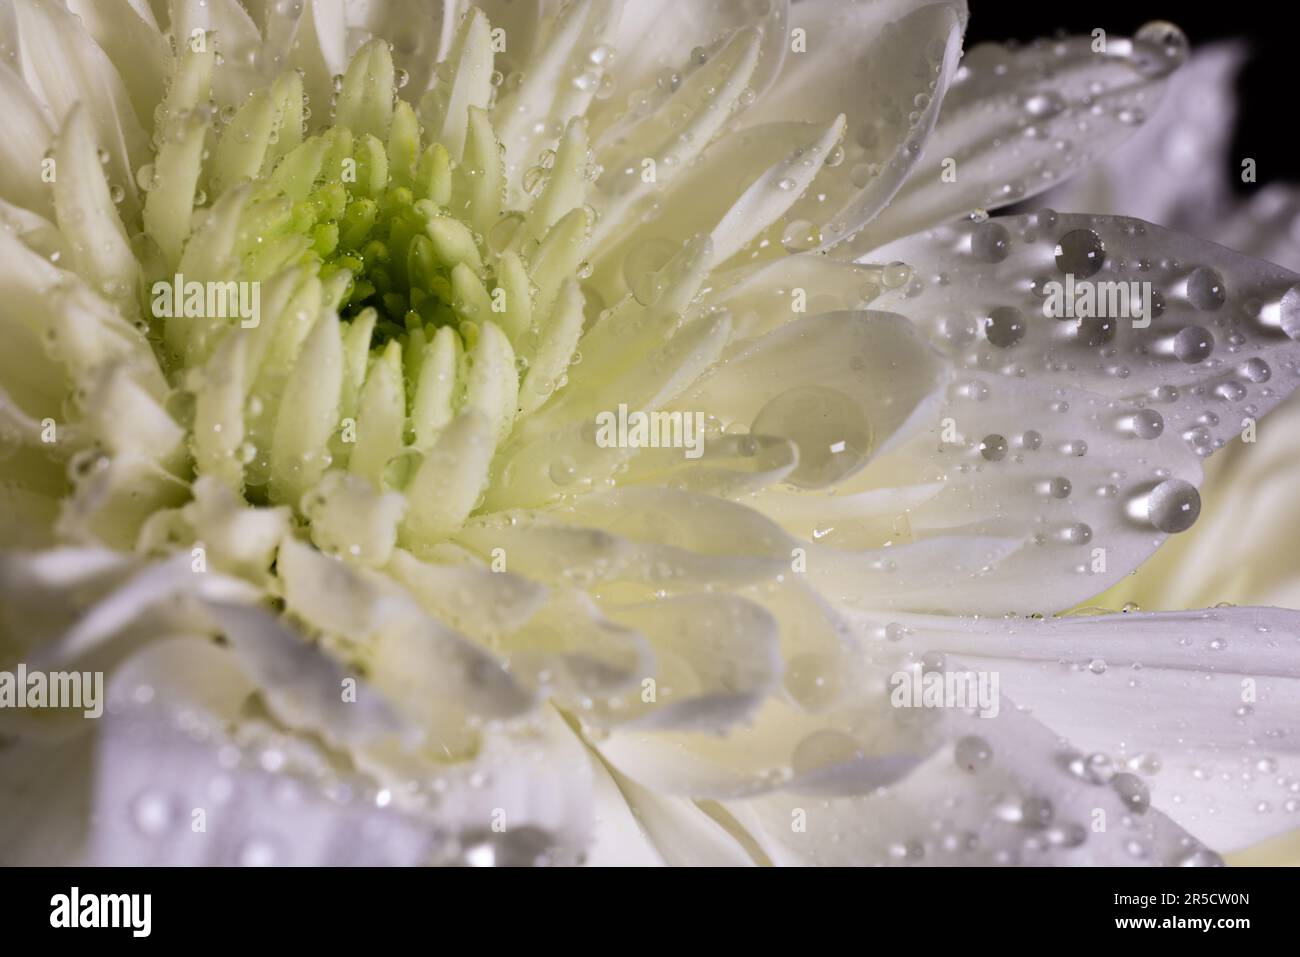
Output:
[12, 0, 151, 219]
[849, 605, 1300, 852]
[871, 213, 1300, 456]
[852, 30, 1184, 250]
[748, 0, 965, 251]
[723, 695, 1216, 866]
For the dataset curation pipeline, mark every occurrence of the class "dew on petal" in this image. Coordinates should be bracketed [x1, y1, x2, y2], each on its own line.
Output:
[970, 221, 1011, 263]
[1185, 266, 1226, 311]
[751, 386, 874, 489]
[1172, 326, 1215, 364]
[1055, 229, 1105, 278]
[1146, 479, 1201, 533]
[984, 306, 1026, 348]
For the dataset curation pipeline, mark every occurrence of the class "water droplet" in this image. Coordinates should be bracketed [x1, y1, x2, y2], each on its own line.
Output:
[882, 262, 912, 288]
[1186, 266, 1226, 311]
[1060, 522, 1092, 545]
[970, 221, 1012, 263]
[1065, 751, 1116, 784]
[1214, 380, 1246, 402]
[1131, 408, 1164, 439]
[1024, 90, 1066, 119]
[784, 654, 843, 711]
[522, 165, 548, 197]
[1147, 478, 1201, 533]
[751, 386, 874, 490]
[780, 218, 821, 253]
[1078, 315, 1117, 348]
[1240, 358, 1271, 383]
[1134, 21, 1189, 76]
[1112, 772, 1150, 814]
[1279, 285, 1300, 341]
[954, 735, 993, 773]
[657, 68, 682, 93]
[548, 456, 576, 486]
[985, 306, 1026, 347]
[1128, 752, 1162, 775]
[1055, 229, 1105, 278]
[979, 433, 1008, 461]
[1172, 326, 1214, 363]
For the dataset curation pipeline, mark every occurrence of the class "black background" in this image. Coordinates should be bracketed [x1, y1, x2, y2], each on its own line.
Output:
[963, 2, 1299, 194]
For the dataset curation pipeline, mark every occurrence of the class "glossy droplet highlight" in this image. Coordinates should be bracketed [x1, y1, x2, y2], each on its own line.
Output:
[1055, 229, 1105, 278]
[1186, 267, 1226, 311]
[1131, 408, 1164, 439]
[1147, 479, 1201, 533]
[784, 653, 843, 711]
[1112, 772, 1151, 814]
[1172, 326, 1214, 363]
[781, 219, 822, 253]
[979, 433, 1008, 461]
[1275, 284, 1300, 341]
[752, 386, 874, 490]
[985, 306, 1026, 348]
[970, 221, 1011, 263]
[1134, 21, 1190, 76]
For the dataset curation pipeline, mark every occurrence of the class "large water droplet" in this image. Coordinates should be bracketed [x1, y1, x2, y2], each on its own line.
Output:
[970, 221, 1011, 263]
[780, 219, 821, 253]
[984, 305, 1026, 348]
[1279, 285, 1300, 341]
[1186, 267, 1226, 311]
[979, 433, 1008, 461]
[1240, 358, 1271, 383]
[784, 653, 843, 711]
[1055, 229, 1105, 278]
[1112, 772, 1150, 814]
[1134, 21, 1190, 76]
[1130, 408, 1164, 439]
[751, 386, 874, 489]
[1147, 478, 1201, 533]
[1172, 325, 1214, 363]
[1066, 751, 1116, 784]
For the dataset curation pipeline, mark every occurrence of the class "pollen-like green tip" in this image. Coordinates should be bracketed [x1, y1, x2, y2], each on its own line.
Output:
[124, 23, 597, 541]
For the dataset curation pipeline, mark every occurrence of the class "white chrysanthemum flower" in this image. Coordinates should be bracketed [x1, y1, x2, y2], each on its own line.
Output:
[2, 0, 1298, 867]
